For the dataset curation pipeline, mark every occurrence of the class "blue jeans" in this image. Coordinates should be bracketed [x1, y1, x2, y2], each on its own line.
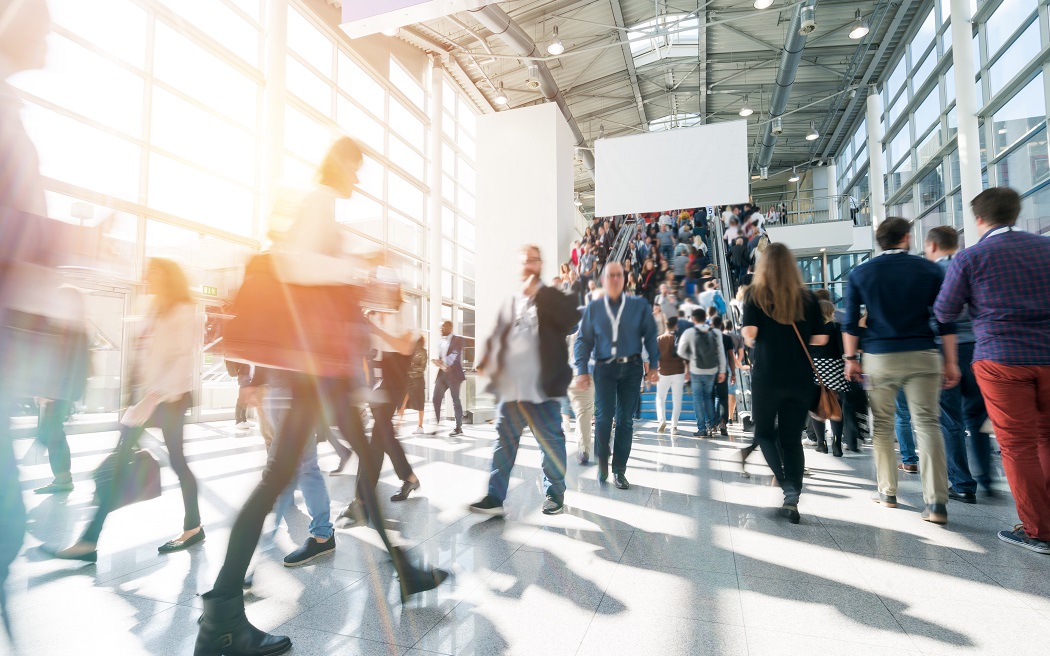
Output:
[594, 358, 644, 473]
[896, 384, 978, 494]
[895, 390, 918, 465]
[958, 342, 993, 489]
[273, 432, 333, 540]
[487, 400, 567, 503]
[690, 373, 717, 432]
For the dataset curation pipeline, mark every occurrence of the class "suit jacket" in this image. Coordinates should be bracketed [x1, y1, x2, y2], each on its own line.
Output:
[438, 334, 466, 384]
[479, 286, 582, 399]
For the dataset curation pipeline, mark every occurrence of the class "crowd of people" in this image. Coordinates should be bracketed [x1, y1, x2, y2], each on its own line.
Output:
[3, 3, 1049, 655]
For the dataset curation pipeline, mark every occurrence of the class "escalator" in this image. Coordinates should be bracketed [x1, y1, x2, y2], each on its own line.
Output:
[598, 217, 637, 278]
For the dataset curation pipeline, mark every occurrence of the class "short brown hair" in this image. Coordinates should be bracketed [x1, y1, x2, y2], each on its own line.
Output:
[925, 225, 959, 251]
[814, 288, 831, 302]
[971, 187, 1021, 227]
[875, 217, 912, 251]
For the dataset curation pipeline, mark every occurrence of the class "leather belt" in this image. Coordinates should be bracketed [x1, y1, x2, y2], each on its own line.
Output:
[598, 354, 641, 365]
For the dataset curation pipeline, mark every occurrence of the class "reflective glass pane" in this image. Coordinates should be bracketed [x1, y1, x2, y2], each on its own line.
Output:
[912, 51, 936, 92]
[284, 104, 333, 164]
[279, 155, 315, 188]
[151, 87, 256, 185]
[458, 99, 477, 136]
[910, 10, 936, 61]
[336, 193, 383, 236]
[388, 211, 424, 256]
[986, 0, 1038, 57]
[12, 33, 143, 136]
[459, 159, 476, 194]
[988, 20, 1040, 97]
[148, 154, 255, 235]
[153, 23, 258, 127]
[914, 86, 940, 134]
[442, 81, 457, 113]
[389, 135, 424, 181]
[338, 54, 385, 119]
[49, 0, 147, 68]
[388, 173, 424, 219]
[389, 59, 424, 110]
[918, 164, 946, 211]
[286, 55, 332, 114]
[356, 155, 384, 200]
[994, 126, 1049, 190]
[442, 206, 455, 236]
[887, 56, 907, 99]
[21, 102, 140, 201]
[155, 0, 259, 66]
[337, 96, 385, 154]
[890, 123, 912, 166]
[992, 73, 1046, 156]
[458, 216, 476, 250]
[1020, 184, 1050, 235]
[287, 6, 333, 76]
[389, 100, 424, 146]
[442, 143, 456, 176]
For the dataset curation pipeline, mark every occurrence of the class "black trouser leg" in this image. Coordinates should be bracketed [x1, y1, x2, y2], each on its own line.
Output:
[81, 423, 144, 543]
[212, 375, 320, 596]
[156, 395, 199, 531]
[715, 379, 729, 425]
[37, 399, 72, 478]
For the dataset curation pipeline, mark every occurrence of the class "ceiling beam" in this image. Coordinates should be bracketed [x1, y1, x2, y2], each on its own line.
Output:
[717, 23, 780, 53]
[609, 0, 648, 126]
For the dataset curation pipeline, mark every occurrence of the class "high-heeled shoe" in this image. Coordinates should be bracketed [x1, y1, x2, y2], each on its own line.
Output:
[43, 543, 97, 563]
[390, 479, 420, 502]
[832, 439, 843, 457]
[194, 590, 291, 656]
[391, 548, 449, 603]
[815, 441, 828, 454]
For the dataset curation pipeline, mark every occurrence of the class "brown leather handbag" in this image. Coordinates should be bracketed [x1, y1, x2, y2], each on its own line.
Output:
[222, 254, 362, 379]
[793, 324, 842, 422]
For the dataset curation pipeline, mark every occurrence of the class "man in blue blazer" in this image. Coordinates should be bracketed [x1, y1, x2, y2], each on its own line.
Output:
[432, 321, 466, 436]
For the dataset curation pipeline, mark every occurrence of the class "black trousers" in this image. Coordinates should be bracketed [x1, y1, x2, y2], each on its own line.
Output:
[752, 383, 815, 504]
[714, 378, 729, 426]
[212, 374, 405, 596]
[83, 393, 197, 543]
[841, 386, 868, 451]
[37, 399, 73, 478]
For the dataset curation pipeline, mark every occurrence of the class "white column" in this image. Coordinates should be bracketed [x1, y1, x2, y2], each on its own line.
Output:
[262, 0, 288, 233]
[827, 161, 840, 222]
[950, 0, 982, 244]
[427, 57, 444, 347]
[866, 85, 887, 228]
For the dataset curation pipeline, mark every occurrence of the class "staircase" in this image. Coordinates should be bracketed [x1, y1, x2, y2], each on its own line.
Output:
[638, 386, 697, 423]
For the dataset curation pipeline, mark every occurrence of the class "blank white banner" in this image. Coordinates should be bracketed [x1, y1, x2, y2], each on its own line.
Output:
[594, 120, 749, 217]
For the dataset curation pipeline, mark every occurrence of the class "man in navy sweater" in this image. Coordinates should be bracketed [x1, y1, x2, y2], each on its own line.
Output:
[843, 218, 959, 525]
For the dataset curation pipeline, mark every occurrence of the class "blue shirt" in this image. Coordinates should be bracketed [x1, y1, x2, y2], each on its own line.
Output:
[933, 256, 974, 345]
[934, 227, 1050, 365]
[574, 294, 659, 374]
[843, 251, 955, 354]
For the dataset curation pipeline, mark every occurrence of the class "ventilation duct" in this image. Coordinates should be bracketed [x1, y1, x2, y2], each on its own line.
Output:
[466, 6, 596, 177]
[757, 0, 817, 170]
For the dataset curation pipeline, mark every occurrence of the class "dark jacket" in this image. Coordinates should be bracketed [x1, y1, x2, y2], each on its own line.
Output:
[479, 285, 582, 399]
[437, 334, 466, 383]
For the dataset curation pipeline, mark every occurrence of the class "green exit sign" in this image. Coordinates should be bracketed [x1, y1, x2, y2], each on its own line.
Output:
[202, 285, 218, 297]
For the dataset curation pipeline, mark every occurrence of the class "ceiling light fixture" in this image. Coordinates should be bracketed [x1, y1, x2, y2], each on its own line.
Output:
[848, 9, 870, 40]
[739, 96, 754, 117]
[799, 5, 817, 35]
[574, 193, 583, 207]
[788, 167, 800, 182]
[760, 166, 769, 180]
[381, 27, 400, 37]
[547, 26, 565, 56]
[806, 121, 820, 141]
[494, 81, 508, 106]
[753, 0, 775, 8]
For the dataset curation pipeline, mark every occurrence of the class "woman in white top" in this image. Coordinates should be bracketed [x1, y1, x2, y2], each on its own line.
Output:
[50, 259, 202, 560]
[195, 138, 447, 656]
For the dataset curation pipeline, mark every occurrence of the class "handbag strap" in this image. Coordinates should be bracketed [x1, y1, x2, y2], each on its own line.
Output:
[791, 323, 830, 389]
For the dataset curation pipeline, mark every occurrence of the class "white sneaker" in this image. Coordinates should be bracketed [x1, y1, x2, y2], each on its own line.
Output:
[671, 426, 679, 434]
[235, 421, 251, 430]
[658, 422, 666, 434]
[411, 426, 424, 435]
[802, 438, 818, 447]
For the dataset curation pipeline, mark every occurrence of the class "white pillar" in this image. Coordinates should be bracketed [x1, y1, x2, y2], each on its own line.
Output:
[827, 161, 840, 222]
[866, 85, 887, 228]
[427, 58, 444, 346]
[950, 0, 982, 244]
[262, 0, 287, 235]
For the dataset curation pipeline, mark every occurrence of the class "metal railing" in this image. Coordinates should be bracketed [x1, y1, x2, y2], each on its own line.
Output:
[600, 217, 637, 277]
[764, 194, 872, 227]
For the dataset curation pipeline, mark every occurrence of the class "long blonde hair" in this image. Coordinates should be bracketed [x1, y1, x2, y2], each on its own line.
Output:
[748, 242, 805, 325]
[147, 258, 193, 316]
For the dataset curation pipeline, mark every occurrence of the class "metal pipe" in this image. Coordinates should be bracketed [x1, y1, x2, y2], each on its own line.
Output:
[757, 0, 817, 169]
[466, 5, 596, 176]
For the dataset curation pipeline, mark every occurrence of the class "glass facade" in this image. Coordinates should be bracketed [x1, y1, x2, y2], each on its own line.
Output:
[8, 0, 478, 424]
[837, 0, 1050, 241]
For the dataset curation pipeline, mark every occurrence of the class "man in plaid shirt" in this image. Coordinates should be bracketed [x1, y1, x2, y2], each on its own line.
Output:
[934, 187, 1050, 555]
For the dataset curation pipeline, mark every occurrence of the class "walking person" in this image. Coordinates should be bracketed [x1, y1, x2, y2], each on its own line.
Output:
[711, 315, 735, 437]
[566, 330, 595, 465]
[843, 217, 957, 525]
[194, 138, 447, 656]
[32, 287, 91, 494]
[741, 243, 829, 524]
[432, 321, 465, 436]
[678, 308, 725, 438]
[655, 316, 686, 434]
[935, 187, 1050, 553]
[574, 262, 660, 490]
[400, 335, 427, 435]
[48, 258, 204, 560]
[807, 300, 850, 457]
[469, 245, 581, 516]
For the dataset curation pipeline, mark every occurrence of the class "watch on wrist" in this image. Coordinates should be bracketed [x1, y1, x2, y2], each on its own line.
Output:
[842, 354, 861, 362]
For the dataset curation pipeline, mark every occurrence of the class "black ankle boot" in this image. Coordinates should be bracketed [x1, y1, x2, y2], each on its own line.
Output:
[390, 547, 450, 603]
[816, 440, 828, 454]
[832, 437, 843, 457]
[194, 590, 291, 656]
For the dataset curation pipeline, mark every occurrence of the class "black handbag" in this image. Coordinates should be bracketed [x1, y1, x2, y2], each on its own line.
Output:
[92, 449, 162, 511]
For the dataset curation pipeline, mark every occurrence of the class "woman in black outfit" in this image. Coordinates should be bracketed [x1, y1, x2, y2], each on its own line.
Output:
[741, 243, 828, 524]
[807, 300, 849, 457]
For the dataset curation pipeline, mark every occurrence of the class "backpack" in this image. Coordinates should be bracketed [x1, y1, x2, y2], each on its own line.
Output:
[712, 291, 727, 316]
[690, 328, 720, 369]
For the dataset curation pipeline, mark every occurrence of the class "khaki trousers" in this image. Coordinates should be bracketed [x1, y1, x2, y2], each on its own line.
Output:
[864, 350, 949, 505]
[567, 383, 595, 456]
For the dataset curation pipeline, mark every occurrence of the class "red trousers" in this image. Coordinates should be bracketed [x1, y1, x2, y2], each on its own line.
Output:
[973, 360, 1050, 541]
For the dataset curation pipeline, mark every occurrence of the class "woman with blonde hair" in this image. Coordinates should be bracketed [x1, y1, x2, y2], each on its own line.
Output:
[740, 242, 829, 524]
[49, 258, 203, 560]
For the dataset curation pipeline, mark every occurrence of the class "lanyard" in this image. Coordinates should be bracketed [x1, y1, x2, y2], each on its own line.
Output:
[604, 295, 626, 357]
[983, 225, 1015, 241]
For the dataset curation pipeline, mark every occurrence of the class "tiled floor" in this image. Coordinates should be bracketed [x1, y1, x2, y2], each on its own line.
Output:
[4, 418, 1049, 655]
